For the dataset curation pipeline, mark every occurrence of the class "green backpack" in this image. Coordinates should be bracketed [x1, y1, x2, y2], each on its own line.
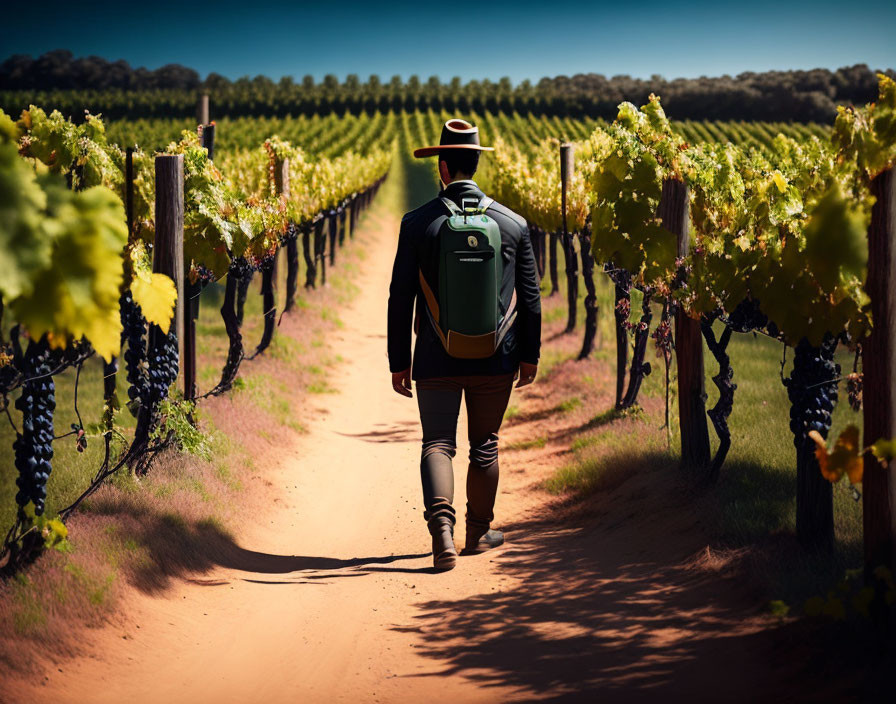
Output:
[419, 196, 517, 359]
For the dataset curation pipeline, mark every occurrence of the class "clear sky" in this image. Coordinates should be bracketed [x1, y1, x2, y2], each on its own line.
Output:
[2, 0, 894, 83]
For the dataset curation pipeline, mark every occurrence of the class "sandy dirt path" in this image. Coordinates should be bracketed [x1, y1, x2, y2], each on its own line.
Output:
[8, 184, 531, 704]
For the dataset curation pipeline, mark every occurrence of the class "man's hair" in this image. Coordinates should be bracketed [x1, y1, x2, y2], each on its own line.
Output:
[439, 149, 481, 179]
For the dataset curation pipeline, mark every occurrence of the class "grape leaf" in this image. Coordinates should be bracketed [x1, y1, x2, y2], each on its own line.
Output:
[0, 141, 51, 300]
[809, 425, 863, 484]
[130, 272, 177, 333]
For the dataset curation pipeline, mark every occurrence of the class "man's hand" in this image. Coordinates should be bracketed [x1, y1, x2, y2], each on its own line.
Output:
[516, 362, 537, 388]
[392, 368, 413, 398]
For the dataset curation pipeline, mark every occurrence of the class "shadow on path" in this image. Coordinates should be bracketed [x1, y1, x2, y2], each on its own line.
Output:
[397, 462, 862, 703]
[84, 493, 427, 594]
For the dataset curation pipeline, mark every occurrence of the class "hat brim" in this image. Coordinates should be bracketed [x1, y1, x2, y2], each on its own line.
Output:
[413, 144, 495, 158]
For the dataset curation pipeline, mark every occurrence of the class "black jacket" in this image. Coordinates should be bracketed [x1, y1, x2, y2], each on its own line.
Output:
[387, 180, 542, 379]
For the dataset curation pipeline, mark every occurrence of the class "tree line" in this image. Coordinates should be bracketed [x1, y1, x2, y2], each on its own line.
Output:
[2, 50, 893, 123]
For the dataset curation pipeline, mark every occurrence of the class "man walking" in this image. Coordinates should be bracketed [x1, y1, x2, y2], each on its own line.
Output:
[387, 119, 542, 571]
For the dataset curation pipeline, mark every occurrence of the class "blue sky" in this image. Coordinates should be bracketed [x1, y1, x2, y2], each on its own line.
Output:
[2, 0, 894, 83]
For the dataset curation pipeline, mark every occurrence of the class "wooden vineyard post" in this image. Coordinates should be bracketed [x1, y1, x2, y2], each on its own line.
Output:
[864, 167, 896, 582]
[328, 209, 338, 266]
[660, 179, 711, 472]
[197, 94, 209, 127]
[154, 155, 185, 350]
[560, 143, 578, 332]
[135, 153, 184, 448]
[201, 122, 216, 161]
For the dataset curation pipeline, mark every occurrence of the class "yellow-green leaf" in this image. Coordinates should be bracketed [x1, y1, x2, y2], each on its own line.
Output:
[131, 272, 177, 333]
[46, 518, 68, 540]
[772, 170, 788, 192]
[870, 438, 896, 465]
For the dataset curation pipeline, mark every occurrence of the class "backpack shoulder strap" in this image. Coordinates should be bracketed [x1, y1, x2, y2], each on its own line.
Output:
[440, 197, 462, 216]
[478, 196, 494, 212]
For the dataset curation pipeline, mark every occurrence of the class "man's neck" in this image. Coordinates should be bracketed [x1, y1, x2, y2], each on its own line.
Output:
[443, 177, 477, 188]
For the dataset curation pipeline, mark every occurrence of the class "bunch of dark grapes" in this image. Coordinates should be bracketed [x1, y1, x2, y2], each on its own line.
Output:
[615, 296, 631, 324]
[121, 291, 149, 413]
[846, 372, 863, 412]
[191, 264, 216, 285]
[784, 335, 840, 447]
[726, 298, 769, 334]
[651, 317, 673, 360]
[13, 342, 56, 516]
[670, 256, 692, 292]
[283, 222, 300, 243]
[229, 256, 254, 281]
[146, 325, 178, 408]
[0, 343, 17, 393]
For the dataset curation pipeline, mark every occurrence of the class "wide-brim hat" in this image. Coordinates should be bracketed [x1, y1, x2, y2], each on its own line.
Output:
[413, 119, 495, 158]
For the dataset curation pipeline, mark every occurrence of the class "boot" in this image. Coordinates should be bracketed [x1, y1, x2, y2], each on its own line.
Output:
[430, 519, 457, 571]
[462, 523, 504, 555]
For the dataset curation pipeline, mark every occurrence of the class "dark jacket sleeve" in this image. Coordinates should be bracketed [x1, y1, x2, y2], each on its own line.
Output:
[387, 217, 417, 372]
[515, 222, 542, 365]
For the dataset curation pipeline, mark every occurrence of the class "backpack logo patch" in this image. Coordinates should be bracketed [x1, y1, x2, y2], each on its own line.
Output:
[467, 235, 478, 248]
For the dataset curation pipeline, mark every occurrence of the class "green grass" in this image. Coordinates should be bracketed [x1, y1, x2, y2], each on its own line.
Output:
[554, 397, 583, 413]
[545, 428, 668, 495]
[505, 436, 547, 451]
[268, 334, 307, 370]
[538, 348, 576, 380]
[11, 575, 47, 635]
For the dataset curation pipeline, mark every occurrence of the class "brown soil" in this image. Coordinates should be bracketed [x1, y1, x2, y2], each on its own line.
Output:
[0, 192, 868, 703]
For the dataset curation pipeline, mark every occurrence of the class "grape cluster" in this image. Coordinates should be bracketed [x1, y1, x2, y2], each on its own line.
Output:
[670, 256, 692, 292]
[191, 264, 216, 285]
[283, 222, 299, 243]
[846, 372, 863, 412]
[651, 317, 673, 360]
[0, 343, 17, 393]
[13, 342, 56, 516]
[615, 296, 631, 323]
[785, 336, 840, 446]
[229, 257, 254, 281]
[146, 325, 178, 408]
[727, 297, 769, 334]
[121, 291, 149, 412]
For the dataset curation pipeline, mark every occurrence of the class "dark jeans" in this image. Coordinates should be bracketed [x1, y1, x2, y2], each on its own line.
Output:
[416, 374, 514, 539]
